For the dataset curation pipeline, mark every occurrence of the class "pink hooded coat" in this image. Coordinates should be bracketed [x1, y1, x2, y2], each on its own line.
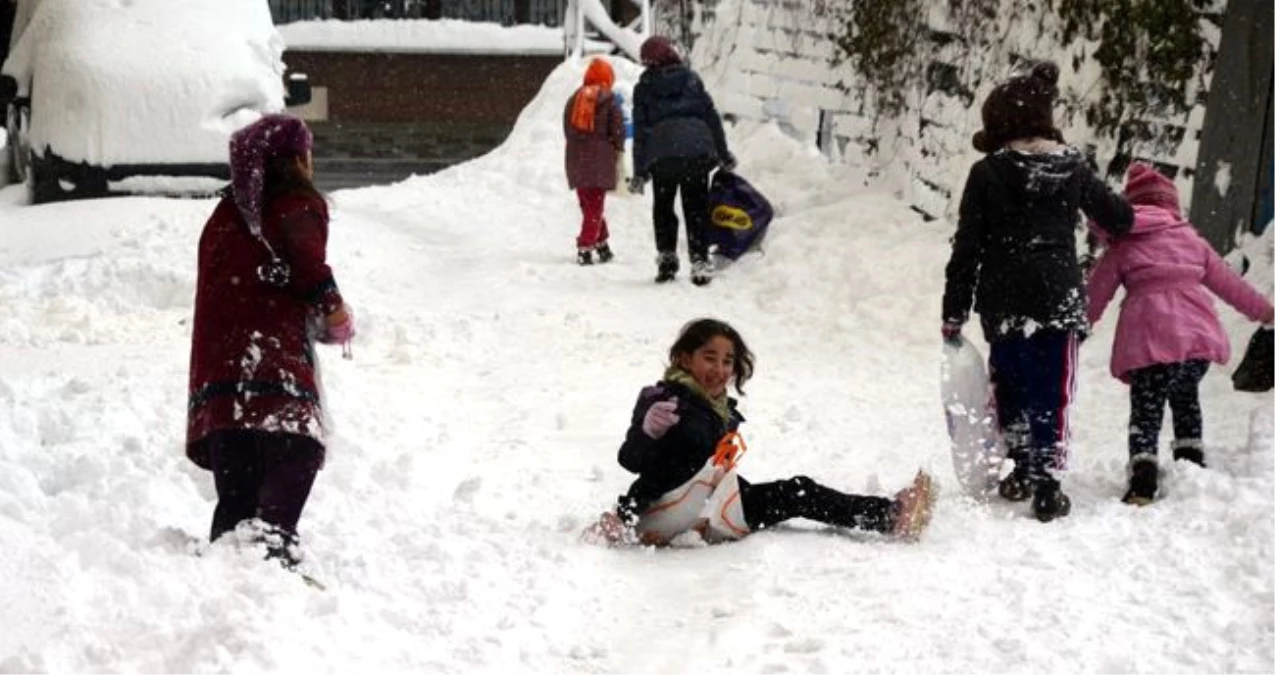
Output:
[1087, 204, 1274, 382]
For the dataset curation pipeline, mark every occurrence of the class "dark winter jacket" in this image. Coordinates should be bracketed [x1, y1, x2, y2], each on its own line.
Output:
[616, 380, 743, 517]
[563, 88, 624, 190]
[631, 65, 729, 178]
[186, 190, 344, 468]
[942, 145, 1133, 342]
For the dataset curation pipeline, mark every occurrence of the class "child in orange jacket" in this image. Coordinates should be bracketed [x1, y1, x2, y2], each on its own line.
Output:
[563, 58, 624, 265]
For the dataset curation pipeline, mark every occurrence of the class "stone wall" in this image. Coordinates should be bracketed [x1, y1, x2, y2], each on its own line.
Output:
[685, 0, 1227, 223]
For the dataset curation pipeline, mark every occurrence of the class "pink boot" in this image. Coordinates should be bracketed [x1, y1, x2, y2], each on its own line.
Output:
[891, 470, 937, 541]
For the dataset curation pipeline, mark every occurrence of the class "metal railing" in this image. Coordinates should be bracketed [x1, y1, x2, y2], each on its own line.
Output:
[270, 0, 570, 26]
[269, 0, 334, 23]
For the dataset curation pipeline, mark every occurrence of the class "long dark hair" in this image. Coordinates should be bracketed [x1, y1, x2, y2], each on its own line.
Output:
[668, 318, 755, 394]
[262, 153, 323, 205]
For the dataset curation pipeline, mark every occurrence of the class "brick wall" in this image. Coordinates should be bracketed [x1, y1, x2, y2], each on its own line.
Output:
[280, 50, 563, 186]
[283, 51, 562, 125]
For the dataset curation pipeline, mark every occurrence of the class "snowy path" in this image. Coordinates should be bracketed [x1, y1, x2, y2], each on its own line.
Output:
[0, 59, 1270, 673]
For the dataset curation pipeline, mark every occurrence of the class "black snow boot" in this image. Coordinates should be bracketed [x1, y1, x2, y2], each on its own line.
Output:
[997, 441, 1032, 502]
[1171, 440, 1206, 468]
[1032, 477, 1072, 523]
[997, 464, 1033, 502]
[1122, 456, 1159, 506]
[596, 242, 614, 264]
[577, 248, 594, 266]
[690, 259, 712, 286]
[655, 252, 678, 283]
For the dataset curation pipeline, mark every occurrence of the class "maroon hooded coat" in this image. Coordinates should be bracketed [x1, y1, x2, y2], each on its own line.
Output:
[563, 89, 624, 190]
[186, 191, 344, 469]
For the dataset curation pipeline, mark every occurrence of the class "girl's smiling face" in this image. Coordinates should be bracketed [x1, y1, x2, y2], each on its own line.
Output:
[677, 335, 736, 398]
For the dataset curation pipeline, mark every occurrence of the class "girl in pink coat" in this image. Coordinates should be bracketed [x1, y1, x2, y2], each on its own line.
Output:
[1087, 163, 1275, 505]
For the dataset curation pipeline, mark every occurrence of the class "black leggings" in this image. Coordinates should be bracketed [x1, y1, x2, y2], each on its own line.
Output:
[739, 475, 893, 533]
[194, 429, 325, 545]
[1128, 360, 1209, 458]
[650, 156, 716, 263]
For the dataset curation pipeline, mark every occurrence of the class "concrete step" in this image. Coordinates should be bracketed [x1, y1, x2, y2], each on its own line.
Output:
[308, 121, 510, 161]
[312, 157, 459, 191]
[305, 121, 508, 189]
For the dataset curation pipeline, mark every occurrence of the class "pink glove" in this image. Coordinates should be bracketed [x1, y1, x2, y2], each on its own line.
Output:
[642, 398, 680, 439]
[319, 307, 355, 345]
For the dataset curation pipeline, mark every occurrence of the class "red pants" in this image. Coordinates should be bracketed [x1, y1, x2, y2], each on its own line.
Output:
[576, 188, 610, 249]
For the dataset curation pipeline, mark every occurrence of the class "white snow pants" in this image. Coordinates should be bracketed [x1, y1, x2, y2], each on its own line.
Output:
[634, 458, 750, 545]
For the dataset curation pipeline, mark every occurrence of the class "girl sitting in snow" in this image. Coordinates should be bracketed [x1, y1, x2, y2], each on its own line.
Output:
[563, 57, 625, 266]
[1087, 162, 1275, 505]
[940, 60, 1133, 523]
[588, 318, 935, 546]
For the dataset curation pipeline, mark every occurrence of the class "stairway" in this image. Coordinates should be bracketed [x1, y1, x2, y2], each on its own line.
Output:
[308, 120, 514, 191]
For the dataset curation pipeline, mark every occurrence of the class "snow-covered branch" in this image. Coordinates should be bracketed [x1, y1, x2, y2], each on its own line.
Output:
[563, 0, 650, 62]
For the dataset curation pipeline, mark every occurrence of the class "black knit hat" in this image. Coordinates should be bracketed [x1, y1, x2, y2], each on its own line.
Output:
[972, 61, 1064, 153]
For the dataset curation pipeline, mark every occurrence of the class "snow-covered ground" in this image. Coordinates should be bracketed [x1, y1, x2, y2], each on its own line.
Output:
[0, 57, 1271, 673]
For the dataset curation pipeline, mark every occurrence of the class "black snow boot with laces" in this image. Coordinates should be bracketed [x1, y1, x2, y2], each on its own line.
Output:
[1032, 476, 1072, 523]
[655, 252, 678, 283]
[997, 464, 1033, 502]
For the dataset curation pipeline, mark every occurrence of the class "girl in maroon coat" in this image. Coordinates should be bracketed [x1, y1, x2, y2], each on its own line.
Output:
[187, 113, 354, 565]
[564, 57, 624, 265]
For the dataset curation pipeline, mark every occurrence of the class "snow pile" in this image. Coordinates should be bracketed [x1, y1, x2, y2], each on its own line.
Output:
[2, 0, 284, 166]
[279, 18, 574, 55]
[0, 56, 1270, 673]
[1234, 223, 1274, 299]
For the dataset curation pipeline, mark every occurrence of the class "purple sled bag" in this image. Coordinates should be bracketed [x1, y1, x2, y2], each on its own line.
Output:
[708, 170, 773, 260]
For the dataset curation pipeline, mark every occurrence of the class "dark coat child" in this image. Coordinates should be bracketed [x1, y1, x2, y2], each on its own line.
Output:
[940, 61, 1134, 523]
[629, 36, 735, 286]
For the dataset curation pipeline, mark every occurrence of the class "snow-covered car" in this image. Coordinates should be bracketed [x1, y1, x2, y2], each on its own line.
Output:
[0, 0, 310, 203]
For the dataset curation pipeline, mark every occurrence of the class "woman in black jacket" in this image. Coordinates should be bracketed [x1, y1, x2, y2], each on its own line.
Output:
[588, 318, 935, 546]
[629, 36, 734, 286]
[940, 61, 1133, 523]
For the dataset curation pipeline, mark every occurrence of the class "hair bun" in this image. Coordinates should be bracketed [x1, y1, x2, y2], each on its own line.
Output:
[972, 130, 992, 153]
[1031, 61, 1060, 86]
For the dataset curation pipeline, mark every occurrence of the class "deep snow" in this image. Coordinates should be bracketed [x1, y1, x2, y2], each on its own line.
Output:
[0, 56, 1271, 673]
